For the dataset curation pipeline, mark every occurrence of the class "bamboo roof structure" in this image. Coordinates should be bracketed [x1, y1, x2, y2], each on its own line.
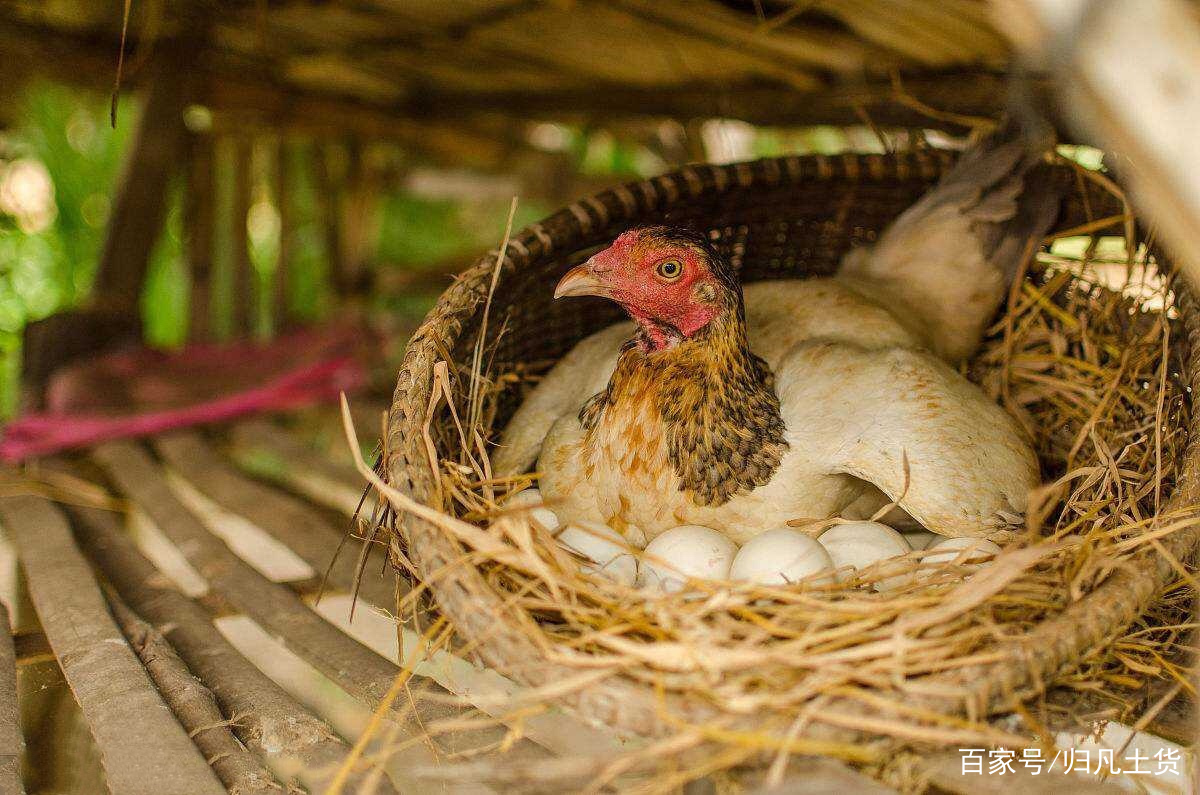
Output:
[1, 0, 1024, 136]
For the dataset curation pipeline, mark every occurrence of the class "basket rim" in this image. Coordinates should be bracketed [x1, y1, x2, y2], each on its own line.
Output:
[383, 150, 1200, 744]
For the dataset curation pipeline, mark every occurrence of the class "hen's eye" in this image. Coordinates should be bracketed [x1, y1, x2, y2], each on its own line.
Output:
[656, 259, 683, 281]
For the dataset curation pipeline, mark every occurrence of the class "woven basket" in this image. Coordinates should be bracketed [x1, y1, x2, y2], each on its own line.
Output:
[383, 151, 1199, 742]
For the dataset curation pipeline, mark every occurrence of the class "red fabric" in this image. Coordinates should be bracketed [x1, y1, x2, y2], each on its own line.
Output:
[1, 328, 368, 462]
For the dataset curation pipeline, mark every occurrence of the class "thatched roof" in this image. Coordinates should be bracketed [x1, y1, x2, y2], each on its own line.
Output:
[1, 1, 1023, 135]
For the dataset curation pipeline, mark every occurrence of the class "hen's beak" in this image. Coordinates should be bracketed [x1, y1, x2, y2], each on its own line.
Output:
[554, 260, 610, 300]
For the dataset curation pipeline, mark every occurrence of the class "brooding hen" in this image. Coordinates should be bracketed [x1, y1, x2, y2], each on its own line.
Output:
[494, 132, 1059, 544]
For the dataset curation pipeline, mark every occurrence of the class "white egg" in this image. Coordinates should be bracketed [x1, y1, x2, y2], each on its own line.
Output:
[501, 488, 560, 534]
[923, 537, 1002, 569]
[556, 522, 637, 585]
[818, 521, 913, 591]
[637, 525, 737, 593]
[730, 528, 834, 586]
[903, 531, 938, 550]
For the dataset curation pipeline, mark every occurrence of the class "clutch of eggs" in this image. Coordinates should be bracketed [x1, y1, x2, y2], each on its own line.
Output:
[507, 488, 1001, 592]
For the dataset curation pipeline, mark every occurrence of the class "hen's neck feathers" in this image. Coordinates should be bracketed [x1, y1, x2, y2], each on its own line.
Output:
[580, 292, 789, 506]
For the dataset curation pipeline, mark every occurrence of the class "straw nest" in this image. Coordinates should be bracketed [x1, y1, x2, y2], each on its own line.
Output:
[366, 153, 1197, 790]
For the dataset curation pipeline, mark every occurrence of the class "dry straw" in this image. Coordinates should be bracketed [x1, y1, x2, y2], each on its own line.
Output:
[364, 153, 1197, 789]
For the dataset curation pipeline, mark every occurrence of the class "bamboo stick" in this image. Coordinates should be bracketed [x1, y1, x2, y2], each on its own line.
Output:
[273, 136, 293, 333]
[233, 136, 254, 336]
[106, 595, 283, 794]
[185, 133, 216, 343]
[88, 441, 506, 785]
[151, 431, 395, 608]
[992, 0, 1200, 281]
[0, 495, 223, 795]
[68, 502, 391, 795]
[0, 605, 23, 795]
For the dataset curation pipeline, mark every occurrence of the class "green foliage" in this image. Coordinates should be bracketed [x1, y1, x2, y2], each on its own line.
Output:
[376, 194, 549, 270]
[0, 82, 136, 414]
[140, 182, 188, 348]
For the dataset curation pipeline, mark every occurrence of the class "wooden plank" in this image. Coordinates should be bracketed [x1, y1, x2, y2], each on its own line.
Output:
[92, 42, 203, 317]
[107, 595, 283, 794]
[152, 431, 395, 608]
[0, 495, 224, 795]
[419, 73, 1047, 129]
[0, 605, 24, 795]
[69, 502, 392, 795]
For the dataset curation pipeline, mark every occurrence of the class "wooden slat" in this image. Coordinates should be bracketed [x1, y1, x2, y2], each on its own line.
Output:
[69, 503, 391, 795]
[152, 431, 395, 607]
[0, 605, 24, 795]
[89, 441, 509, 779]
[0, 495, 224, 795]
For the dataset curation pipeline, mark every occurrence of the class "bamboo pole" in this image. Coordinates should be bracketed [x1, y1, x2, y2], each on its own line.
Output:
[68, 502, 391, 795]
[233, 136, 254, 336]
[273, 136, 293, 333]
[106, 595, 283, 794]
[185, 133, 216, 343]
[0, 495, 224, 795]
[151, 431, 395, 608]
[0, 605, 23, 795]
[992, 0, 1200, 279]
[87, 441, 480, 789]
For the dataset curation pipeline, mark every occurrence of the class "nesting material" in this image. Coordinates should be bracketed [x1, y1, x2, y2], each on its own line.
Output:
[730, 527, 834, 585]
[637, 525, 737, 592]
[923, 536, 1002, 568]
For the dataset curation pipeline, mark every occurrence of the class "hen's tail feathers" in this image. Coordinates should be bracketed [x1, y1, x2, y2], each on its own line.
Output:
[838, 117, 1065, 363]
[933, 117, 1062, 282]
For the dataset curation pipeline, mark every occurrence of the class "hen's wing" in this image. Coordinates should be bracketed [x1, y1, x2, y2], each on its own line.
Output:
[837, 119, 1062, 363]
[778, 342, 1037, 537]
[492, 322, 631, 477]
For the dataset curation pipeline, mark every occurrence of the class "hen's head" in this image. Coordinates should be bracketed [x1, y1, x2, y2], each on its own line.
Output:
[554, 226, 739, 351]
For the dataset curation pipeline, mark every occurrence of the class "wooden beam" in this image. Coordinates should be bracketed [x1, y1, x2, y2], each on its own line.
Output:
[412, 72, 1046, 129]
[312, 143, 348, 297]
[92, 42, 203, 316]
[0, 605, 23, 795]
[107, 596, 284, 794]
[0, 494, 224, 795]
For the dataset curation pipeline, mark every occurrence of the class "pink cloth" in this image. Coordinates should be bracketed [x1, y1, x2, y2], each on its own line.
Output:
[1, 329, 367, 462]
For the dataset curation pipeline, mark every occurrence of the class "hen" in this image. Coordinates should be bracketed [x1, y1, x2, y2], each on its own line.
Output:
[494, 133, 1058, 544]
